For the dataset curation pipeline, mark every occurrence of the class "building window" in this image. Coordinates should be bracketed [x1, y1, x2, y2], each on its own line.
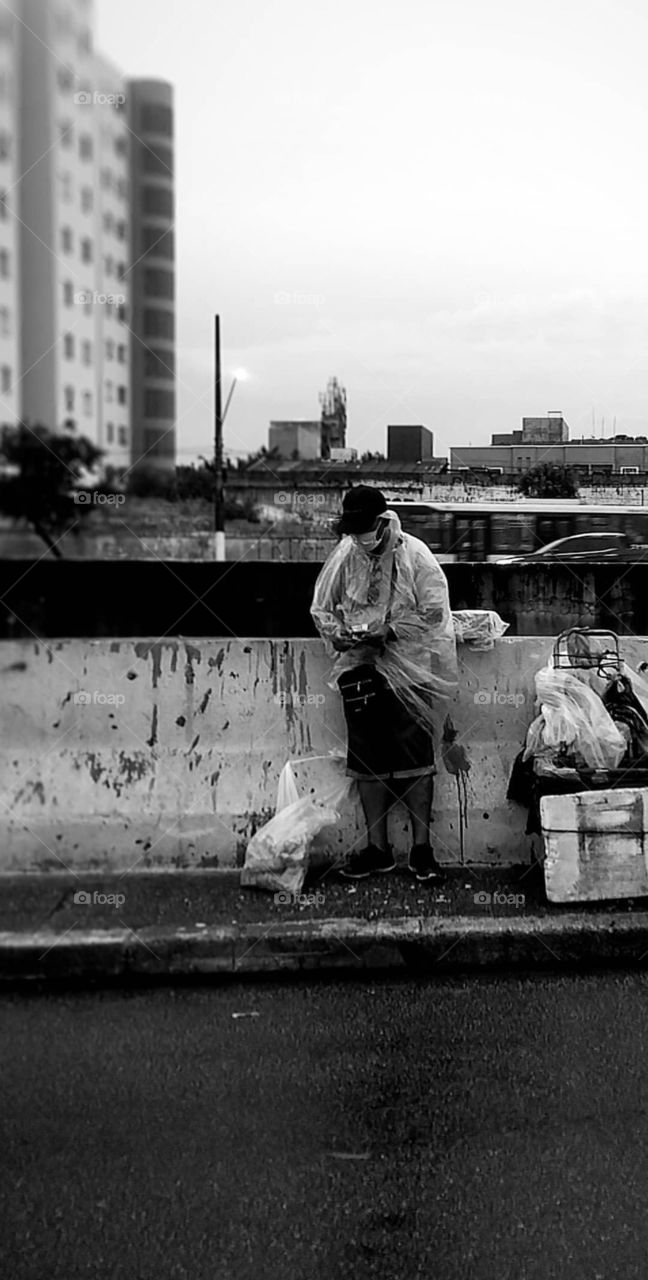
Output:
[0, 248, 9, 278]
[116, 219, 126, 240]
[64, 386, 75, 412]
[105, 338, 115, 359]
[142, 144, 173, 176]
[106, 422, 114, 443]
[117, 303, 126, 323]
[59, 172, 73, 203]
[117, 385, 127, 405]
[63, 333, 75, 359]
[61, 226, 73, 252]
[1, 365, 10, 393]
[140, 104, 172, 135]
[81, 340, 92, 365]
[143, 307, 174, 339]
[105, 380, 113, 402]
[80, 186, 93, 212]
[63, 280, 74, 306]
[117, 343, 127, 363]
[141, 226, 174, 259]
[59, 120, 73, 147]
[0, 190, 8, 219]
[82, 391, 92, 416]
[142, 186, 173, 218]
[145, 348, 174, 379]
[116, 261, 126, 281]
[81, 237, 93, 262]
[79, 134, 93, 160]
[0, 306, 10, 335]
[57, 67, 74, 93]
[118, 425, 128, 446]
[144, 388, 174, 419]
[0, 132, 11, 160]
[144, 268, 173, 300]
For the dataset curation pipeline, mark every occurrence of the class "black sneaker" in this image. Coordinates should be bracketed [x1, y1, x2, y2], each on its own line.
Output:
[408, 844, 444, 882]
[339, 845, 396, 880]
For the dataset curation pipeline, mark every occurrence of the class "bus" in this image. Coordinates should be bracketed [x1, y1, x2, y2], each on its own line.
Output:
[387, 500, 648, 562]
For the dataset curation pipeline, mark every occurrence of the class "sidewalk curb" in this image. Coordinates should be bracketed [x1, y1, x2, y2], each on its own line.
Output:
[2, 911, 648, 980]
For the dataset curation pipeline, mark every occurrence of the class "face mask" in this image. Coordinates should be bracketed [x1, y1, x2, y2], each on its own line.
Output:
[354, 521, 385, 552]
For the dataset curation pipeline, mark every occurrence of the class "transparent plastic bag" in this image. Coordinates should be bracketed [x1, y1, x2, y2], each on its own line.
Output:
[523, 665, 626, 770]
[452, 610, 509, 650]
[241, 755, 354, 894]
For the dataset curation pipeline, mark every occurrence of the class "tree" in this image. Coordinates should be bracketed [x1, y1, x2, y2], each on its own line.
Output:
[0, 422, 107, 558]
[517, 463, 579, 499]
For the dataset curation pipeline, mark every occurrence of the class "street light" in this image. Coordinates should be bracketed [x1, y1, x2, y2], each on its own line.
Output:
[213, 312, 248, 561]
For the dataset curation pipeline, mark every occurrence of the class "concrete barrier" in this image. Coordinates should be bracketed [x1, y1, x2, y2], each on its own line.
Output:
[3, 635, 648, 874]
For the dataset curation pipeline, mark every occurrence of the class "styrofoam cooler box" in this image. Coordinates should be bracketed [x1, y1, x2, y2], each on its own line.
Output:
[541, 788, 648, 903]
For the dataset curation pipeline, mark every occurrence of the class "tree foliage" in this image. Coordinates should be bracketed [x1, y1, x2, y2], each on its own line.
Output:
[0, 422, 107, 557]
[517, 463, 579, 499]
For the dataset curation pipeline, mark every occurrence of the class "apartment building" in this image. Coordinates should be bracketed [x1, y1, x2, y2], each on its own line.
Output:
[0, 2, 19, 429]
[11, 0, 175, 476]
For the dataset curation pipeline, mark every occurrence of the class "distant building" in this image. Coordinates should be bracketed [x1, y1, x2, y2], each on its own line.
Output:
[320, 376, 347, 459]
[329, 447, 357, 462]
[388, 424, 435, 462]
[452, 412, 648, 474]
[269, 420, 321, 460]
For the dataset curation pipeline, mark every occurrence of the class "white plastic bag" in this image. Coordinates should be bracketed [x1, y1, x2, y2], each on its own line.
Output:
[452, 610, 509, 650]
[523, 665, 626, 770]
[241, 755, 354, 894]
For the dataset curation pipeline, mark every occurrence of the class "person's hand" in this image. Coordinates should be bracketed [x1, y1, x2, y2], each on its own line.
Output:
[362, 623, 396, 647]
[331, 631, 356, 653]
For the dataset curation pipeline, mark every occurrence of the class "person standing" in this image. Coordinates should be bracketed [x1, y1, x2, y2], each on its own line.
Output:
[311, 486, 457, 881]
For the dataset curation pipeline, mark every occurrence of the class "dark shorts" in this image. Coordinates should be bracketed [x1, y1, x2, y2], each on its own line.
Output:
[337, 663, 435, 781]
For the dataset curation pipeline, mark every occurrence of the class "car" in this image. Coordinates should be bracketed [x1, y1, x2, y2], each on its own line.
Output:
[495, 532, 648, 564]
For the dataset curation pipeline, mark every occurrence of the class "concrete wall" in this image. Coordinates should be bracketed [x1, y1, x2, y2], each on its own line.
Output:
[0, 635, 579, 874]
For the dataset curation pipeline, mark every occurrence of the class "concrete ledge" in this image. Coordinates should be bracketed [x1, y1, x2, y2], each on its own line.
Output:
[3, 912, 648, 981]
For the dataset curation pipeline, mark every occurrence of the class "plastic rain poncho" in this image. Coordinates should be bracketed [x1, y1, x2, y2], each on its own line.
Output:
[311, 511, 458, 734]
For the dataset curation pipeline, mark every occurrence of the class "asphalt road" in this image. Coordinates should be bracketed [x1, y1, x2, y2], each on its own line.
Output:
[3, 972, 648, 1280]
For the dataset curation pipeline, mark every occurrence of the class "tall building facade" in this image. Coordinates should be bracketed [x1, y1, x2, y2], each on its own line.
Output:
[127, 79, 176, 472]
[0, 2, 21, 431]
[10, 0, 175, 476]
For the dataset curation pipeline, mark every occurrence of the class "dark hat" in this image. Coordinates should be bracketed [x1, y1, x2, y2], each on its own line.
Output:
[339, 486, 387, 534]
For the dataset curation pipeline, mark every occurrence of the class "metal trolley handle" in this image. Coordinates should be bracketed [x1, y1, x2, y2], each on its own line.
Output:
[552, 627, 621, 673]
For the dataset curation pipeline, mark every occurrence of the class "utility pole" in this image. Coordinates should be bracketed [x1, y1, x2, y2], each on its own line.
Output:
[214, 314, 225, 561]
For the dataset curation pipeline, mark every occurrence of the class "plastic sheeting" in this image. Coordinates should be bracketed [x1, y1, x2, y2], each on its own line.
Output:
[241, 754, 355, 895]
[311, 511, 458, 735]
[523, 664, 626, 771]
[452, 609, 509, 650]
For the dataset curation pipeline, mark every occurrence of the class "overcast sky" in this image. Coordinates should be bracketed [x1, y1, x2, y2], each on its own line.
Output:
[97, 0, 648, 463]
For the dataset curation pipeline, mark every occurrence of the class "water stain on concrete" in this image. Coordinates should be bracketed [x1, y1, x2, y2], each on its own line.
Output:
[441, 714, 471, 864]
